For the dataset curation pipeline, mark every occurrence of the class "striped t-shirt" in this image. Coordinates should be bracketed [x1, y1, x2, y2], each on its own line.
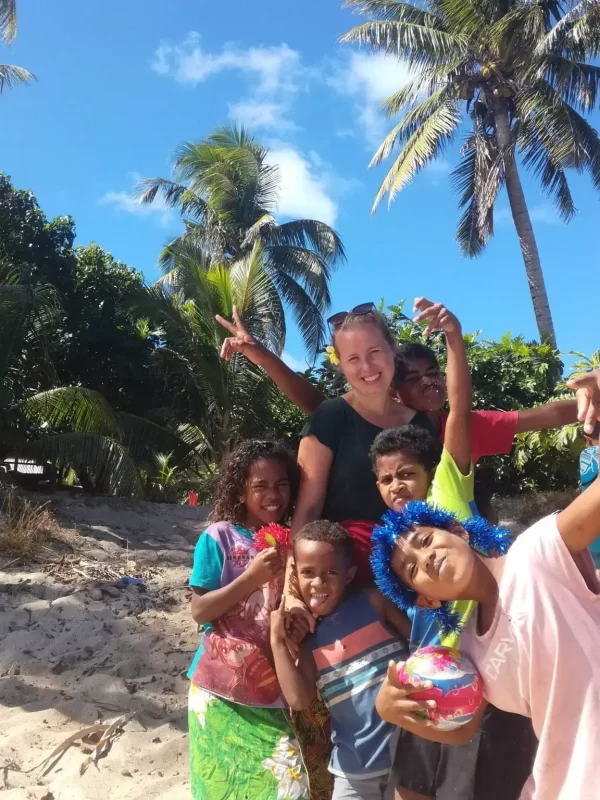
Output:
[307, 590, 408, 778]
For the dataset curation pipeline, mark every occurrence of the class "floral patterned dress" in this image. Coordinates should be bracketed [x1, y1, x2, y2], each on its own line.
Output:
[188, 522, 328, 800]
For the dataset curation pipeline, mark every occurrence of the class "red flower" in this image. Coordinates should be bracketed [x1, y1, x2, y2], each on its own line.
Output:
[253, 523, 292, 552]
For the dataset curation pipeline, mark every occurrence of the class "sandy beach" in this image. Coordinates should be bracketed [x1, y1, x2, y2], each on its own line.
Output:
[0, 494, 210, 800]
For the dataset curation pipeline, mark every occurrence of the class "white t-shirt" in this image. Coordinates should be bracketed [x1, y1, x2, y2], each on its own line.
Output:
[461, 514, 600, 800]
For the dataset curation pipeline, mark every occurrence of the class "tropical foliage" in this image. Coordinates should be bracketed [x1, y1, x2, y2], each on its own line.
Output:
[137, 125, 346, 356]
[0, 161, 588, 502]
[0, 168, 338, 500]
[342, 0, 600, 347]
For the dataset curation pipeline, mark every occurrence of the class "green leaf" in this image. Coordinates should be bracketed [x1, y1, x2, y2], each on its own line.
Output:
[22, 388, 123, 438]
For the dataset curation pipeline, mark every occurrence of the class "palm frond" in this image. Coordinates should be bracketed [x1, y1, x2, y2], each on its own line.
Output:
[538, 56, 600, 112]
[341, 19, 466, 69]
[269, 269, 326, 357]
[372, 99, 461, 209]
[433, 0, 494, 41]
[116, 412, 191, 466]
[227, 242, 286, 354]
[135, 177, 208, 219]
[0, 64, 35, 92]
[382, 69, 443, 116]
[22, 433, 144, 497]
[241, 213, 277, 249]
[539, 0, 600, 57]
[371, 84, 458, 165]
[516, 81, 600, 189]
[517, 119, 576, 221]
[453, 132, 503, 256]
[22, 388, 123, 438]
[266, 219, 347, 267]
[0, 281, 60, 384]
[0, 0, 17, 42]
[343, 0, 440, 23]
[265, 246, 332, 310]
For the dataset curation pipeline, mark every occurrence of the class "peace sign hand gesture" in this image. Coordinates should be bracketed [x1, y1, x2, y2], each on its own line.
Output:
[215, 305, 264, 364]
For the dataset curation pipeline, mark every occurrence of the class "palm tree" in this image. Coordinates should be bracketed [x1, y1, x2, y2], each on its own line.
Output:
[137, 125, 346, 356]
[0, 266, 195, 497]
[127, 241, 286, 463]
[342, 0, 600, 348]
[0, 0, 35, 93]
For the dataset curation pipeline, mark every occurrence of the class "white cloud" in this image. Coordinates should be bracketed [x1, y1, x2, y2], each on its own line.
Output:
[282, 351, 307, 372]
[151, 33, 309, 132]
[151, 33, 304, 93]
[228, 100, 299, 132]
[265, 144, 338, 227]
[98, 173, 176, 228]
[329, 52, 417, 147]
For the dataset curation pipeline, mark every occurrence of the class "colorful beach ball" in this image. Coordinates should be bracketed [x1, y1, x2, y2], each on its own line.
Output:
[398, 645, 483, 730]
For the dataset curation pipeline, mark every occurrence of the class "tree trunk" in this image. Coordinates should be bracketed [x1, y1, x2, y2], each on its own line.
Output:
[493, 98, 557, 349]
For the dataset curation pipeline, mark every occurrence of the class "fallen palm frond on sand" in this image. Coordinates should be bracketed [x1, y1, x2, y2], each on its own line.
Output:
[44, 552, 159, 583]
[4, 713, 136, 779]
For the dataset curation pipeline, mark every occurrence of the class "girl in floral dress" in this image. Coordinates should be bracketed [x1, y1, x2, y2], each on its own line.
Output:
[187, 439, 325, 800]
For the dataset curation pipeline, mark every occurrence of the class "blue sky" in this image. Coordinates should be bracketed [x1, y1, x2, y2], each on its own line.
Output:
[1, 0, 598, 372]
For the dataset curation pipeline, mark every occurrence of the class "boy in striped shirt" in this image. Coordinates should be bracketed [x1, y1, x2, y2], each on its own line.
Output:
[271, 521, 411, 800]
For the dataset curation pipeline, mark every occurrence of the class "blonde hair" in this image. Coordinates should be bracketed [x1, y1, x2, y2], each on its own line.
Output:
[331, 310, 397, 354]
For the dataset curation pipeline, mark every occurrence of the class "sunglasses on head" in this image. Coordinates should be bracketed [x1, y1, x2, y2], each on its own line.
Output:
[327, 302, 376, 329]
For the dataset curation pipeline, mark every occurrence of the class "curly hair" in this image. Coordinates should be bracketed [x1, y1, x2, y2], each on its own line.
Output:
[293, 520, 353, 565]
[209, 439, 299, 524]
[370, 425, 442, 474]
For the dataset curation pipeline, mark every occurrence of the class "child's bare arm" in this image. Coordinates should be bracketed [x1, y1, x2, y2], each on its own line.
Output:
[557, 477, 600, 553]
[270, 600, 316, 711]
[414, 298, 472, 475]
[365, 588, 411, 640]
[191, 548, 283, 624]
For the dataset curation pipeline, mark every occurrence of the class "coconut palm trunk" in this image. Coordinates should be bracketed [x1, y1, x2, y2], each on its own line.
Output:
[493, 99, 557, 348]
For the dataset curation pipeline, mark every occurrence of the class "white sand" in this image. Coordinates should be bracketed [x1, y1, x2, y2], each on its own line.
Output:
[0, 494, 210, 800]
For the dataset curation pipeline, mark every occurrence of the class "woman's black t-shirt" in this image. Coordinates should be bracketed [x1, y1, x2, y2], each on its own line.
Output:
[301, 397, 436, 523]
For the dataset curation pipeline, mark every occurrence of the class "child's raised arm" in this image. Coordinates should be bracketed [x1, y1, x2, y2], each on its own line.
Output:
[413, 299, 472, 475]
[216, 306, 325, 415]
[270, 600, 316, 711]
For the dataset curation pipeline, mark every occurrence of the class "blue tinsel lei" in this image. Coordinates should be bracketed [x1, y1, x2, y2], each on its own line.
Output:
[370, 500, 513, 636]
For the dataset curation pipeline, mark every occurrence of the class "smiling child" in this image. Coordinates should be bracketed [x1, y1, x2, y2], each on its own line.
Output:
[271, 521, 409, 800]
